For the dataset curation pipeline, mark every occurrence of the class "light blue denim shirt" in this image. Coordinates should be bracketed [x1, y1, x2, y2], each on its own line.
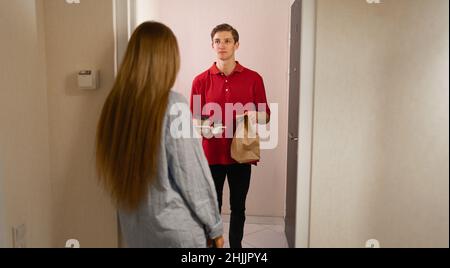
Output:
[118, 91, 223, 248]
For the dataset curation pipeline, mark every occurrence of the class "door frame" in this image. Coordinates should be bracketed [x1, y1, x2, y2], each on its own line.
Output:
[112, 0, 135, 75]
[112, 0, 135, 247]
[294, 0, 316, 248]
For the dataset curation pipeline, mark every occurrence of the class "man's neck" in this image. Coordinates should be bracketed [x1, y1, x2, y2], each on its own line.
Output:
[216, 59, 237, 76]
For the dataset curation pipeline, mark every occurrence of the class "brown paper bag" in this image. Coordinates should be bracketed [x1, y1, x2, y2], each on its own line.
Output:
[231, 114, 260, 163]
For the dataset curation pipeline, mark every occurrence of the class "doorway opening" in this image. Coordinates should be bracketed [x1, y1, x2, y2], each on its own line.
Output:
[113, 0, 315, 248]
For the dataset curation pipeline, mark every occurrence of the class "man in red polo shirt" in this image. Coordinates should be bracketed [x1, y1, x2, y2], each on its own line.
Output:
[190, 24, 271, 248]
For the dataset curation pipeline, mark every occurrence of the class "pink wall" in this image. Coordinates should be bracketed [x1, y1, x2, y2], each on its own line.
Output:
[135, 0, 291, 217]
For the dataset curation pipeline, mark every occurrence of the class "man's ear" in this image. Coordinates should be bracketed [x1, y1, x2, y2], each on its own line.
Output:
[235, 42, 240, 50]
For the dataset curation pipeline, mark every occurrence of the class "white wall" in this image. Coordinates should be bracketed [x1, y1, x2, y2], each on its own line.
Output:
[135, 0, 291, 217]
[311, 0, 449, 248]
[0, 0, 52, 247]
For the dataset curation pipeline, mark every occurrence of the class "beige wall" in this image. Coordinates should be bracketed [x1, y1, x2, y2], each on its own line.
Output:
[0, 0, 118, 248]
[135, 0, 291, 217]
[311, 0, 449, 247]
[42, 0, 117, 247]
[0, 0, 52, 247]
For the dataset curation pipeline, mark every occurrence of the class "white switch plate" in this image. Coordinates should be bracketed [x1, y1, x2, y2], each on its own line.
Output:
[12, 224, 26, 248]
[78, 70, 99, 90]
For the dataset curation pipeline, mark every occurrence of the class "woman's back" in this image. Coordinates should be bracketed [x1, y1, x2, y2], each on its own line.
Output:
[118, 91, 222, 248]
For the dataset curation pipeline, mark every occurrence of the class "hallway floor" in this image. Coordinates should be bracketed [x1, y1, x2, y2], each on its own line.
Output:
[222, 217, 289, 248]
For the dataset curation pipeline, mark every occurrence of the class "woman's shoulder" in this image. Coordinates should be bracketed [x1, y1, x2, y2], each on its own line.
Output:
[168, 91, 188, 105]
[166, 91, 191, 125]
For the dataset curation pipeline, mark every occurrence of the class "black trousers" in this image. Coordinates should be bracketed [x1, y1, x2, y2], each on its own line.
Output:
[209, 164, 252, 248]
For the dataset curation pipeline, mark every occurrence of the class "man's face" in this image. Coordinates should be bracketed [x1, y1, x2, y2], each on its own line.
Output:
[212, 31, 239, 61]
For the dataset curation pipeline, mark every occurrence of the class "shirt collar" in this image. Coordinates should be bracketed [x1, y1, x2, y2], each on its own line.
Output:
[210, 61, 244, 75]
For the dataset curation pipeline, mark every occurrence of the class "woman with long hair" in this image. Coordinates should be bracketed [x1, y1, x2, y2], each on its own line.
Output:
[96, 21, 223, 248]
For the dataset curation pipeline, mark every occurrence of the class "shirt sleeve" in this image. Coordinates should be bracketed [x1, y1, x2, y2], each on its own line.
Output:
[190, 77, 206, 120]
[253, 74, 271, 118]
[166, 97, 223, 240]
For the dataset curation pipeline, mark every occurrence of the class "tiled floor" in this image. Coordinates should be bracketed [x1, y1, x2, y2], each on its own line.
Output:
[222, 220, 289, 248]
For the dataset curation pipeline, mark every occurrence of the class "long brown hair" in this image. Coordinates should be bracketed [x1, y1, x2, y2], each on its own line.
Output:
[96, 22, 180, 211]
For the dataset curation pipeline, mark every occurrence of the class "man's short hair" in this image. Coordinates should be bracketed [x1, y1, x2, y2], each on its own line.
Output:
[211, 24, 239, 43]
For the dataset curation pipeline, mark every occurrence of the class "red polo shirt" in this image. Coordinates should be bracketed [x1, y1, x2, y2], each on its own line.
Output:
[190, 62, 271, 165]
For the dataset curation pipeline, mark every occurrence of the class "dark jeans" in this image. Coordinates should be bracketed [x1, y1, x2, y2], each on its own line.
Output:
[210, 164, 252, 248]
